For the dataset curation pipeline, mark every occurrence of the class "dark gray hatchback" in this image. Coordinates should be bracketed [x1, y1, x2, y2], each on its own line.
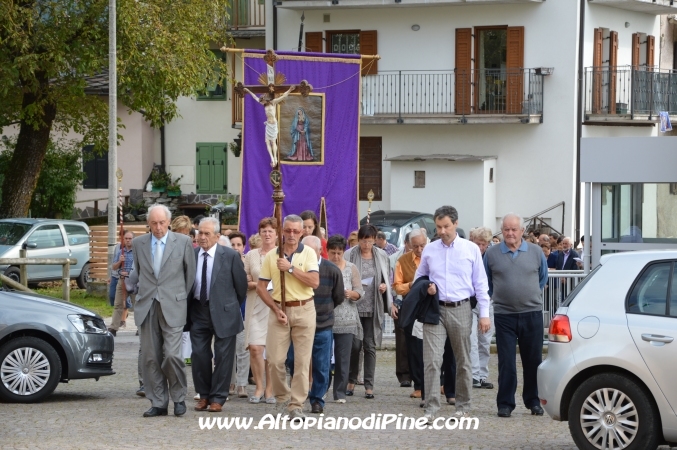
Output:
[0, 291, 114, 403]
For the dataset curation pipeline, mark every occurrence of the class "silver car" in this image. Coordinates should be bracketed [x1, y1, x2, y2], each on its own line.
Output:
[538, 250, 677, 450]
[0, 219, 91, 288]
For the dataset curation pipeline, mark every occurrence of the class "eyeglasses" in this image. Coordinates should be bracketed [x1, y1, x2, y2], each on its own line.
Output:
[360, 240, 375, 245]
[283, 229, 303, 235]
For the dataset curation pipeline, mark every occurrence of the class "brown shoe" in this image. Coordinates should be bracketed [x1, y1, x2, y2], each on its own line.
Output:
[208, 402, 223, 412]
[410, 390, 422, 398]
[194, 398, 209, 411]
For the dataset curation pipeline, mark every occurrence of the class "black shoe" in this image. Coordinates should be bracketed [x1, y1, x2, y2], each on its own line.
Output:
[311, 402, 323, 414]
[174, 401, 187, 416]
[472, 378, 481, 388]
[143, 407, 168, 417]
[365, 393, 375, 399]
[136, 386, 145, 397]
[530, 405, 544, 416]
[108, 328, 117, 337]
[345, 390, 353, 396]
[400, 381, 412, 388]
[497, 407, 512, 418]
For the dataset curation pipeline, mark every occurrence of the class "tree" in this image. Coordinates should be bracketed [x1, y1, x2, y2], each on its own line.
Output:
[0, 0, 230, 218]
[0, 137, 86, 218]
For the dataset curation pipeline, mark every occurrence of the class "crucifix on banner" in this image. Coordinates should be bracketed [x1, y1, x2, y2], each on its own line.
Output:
[232, 49, 313, 309]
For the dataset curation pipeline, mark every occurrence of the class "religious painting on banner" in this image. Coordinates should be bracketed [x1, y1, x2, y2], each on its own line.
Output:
[238, 50, 361, 245]
[278, 93, 324, 165]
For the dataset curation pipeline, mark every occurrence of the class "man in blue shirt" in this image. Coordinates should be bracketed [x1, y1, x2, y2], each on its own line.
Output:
[108, 231, 135, 335]
[484, 213, 548, 418]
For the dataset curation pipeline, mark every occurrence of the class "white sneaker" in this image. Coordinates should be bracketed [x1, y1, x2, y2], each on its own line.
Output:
[423, 413, 434, 425]
[335, 399, 346, 404]
[454, 410, 468, 418]
[193, 393, 200, 400]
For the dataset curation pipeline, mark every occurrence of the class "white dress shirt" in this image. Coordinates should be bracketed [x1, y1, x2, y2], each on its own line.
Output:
[194, 244, 217, 301]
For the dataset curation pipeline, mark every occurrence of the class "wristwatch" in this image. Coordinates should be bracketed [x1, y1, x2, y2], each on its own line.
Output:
[288, 266, 294, 274]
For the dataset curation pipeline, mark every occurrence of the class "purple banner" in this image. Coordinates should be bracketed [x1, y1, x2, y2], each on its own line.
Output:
[239, 50, 360, 243]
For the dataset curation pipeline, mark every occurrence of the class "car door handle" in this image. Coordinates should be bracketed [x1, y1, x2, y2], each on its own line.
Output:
[641, 334, 674, 344]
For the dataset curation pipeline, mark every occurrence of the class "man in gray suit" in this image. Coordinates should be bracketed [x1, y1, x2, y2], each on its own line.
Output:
[133, 204, 196, 417]
[191, 217, 248, 412]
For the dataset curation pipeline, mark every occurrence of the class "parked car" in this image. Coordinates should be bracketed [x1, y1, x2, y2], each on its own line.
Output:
[360, 210, 465, 248]
[0, 290, 114, 403]
[538, 250, 677, 450]
[0, 219, 91, 289]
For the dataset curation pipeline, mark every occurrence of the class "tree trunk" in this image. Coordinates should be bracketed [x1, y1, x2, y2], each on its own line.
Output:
[0, 79, 56, 218]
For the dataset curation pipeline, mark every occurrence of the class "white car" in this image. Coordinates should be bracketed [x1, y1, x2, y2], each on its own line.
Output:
[538, 250, 677, 450]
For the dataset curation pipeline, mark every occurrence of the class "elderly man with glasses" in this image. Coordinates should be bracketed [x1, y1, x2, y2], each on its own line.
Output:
[256, 214, 320, 421]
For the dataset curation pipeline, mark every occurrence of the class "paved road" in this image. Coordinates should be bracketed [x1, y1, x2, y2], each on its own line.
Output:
[0, 323, 584, 450]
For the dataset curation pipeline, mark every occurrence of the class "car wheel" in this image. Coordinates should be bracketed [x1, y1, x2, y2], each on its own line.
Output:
[0, 337, 62, 403]
[2, 266, 21, 288]
[568, 373, 660, 450]
[76, 262, 91, 290]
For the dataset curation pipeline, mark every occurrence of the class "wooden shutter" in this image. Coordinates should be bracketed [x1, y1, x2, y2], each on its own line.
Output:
[592, 28, 603, 114]
[211, 145, 227, 192]
[647, 34, 655, 68]
[505, 26, 524, 114]
[359, 137, 382, 201]
[82, 146, 97, 189]
[196, 144, 212, 193]
[608, 31, 618, 114]
[455, 28, 472, 115]
[305, 32, 323, 53]
[632, 33, 640, 68]
[360, 30, 378, 76]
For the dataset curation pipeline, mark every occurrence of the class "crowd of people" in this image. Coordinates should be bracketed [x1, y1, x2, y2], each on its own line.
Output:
[107, 203, 584, 423]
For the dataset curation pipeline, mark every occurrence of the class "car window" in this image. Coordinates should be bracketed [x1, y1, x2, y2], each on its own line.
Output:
[562, 264, 601, 307]
[671, 267, 677, 317]
[627, 262, 671, 316]
[27, 225, 65, 249]
[423, 217, 436, 238]
[0, 222, 32, 246]
[64, 225, 89, 246]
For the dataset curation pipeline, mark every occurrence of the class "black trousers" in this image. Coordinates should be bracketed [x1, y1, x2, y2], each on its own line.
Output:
[441, 337, 456, 399]
[190, 301, 236, 405]
[404, 323, 424, 397]
[394, 317, 411, 383]
[494, 311, 543, 411]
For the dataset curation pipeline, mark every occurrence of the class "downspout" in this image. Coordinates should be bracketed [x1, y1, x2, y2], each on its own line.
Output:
[575, 0, 586, 245]
[160, 124, 166, 169]
[273, 1, 278, 50]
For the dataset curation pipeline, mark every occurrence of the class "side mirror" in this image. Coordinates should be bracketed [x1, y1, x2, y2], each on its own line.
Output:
[24, 242, 38, 249]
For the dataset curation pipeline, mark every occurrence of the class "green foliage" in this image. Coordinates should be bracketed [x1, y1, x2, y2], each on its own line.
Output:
[0, 138, 85, 218]
[167, 174, 184, 192]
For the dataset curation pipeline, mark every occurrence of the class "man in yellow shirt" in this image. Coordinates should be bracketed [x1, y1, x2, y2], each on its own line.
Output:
[391, 229, 427, 400]
[257, 214, 319, 421]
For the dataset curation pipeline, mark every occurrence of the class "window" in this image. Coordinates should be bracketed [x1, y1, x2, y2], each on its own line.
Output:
[64, 225, 89, 246]
[26, 225, 65, 249]
[196, 143, 228, 194]
[197, 51, 227, 100]
[82, 145, 108, 189]
[671, 267, 677, 317]
[359, 136, 382, 201]
[627, 262, 671, 315]
[422, 216, 436, 238]
[414, 170, 425, 188]
[455, 26, 524, 115]
[305, 30, 378, 75]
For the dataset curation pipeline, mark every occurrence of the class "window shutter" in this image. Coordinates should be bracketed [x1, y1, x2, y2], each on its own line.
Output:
[647, 34, 655, 68]
[454, 28, 472, 115]
[210, 144, 227, 192]
[82, 146, 96, 189]
[632, 33, 640, 68]
[196, 144, 212, 193]
[505, 26, 524, 114]
[305, 32, 323, 53]
[359, 137, 382, 201]
[95, 154, 108, 189]
[360, 30, 378, 76]
[592, 28, 604, 114]
[608, 31, 618, 114]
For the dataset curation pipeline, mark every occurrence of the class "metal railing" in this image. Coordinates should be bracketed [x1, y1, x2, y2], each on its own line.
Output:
[381, 270, 586, 339]
[227, 0, 265, 29]
[584, 65, 677, 119]
[361, 68, 544, 121]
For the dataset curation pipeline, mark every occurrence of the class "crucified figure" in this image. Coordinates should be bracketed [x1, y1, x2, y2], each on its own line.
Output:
[243, 85, 295, 167]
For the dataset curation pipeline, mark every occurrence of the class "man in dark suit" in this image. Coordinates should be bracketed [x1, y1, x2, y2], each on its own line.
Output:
[191, 217, 248, 413]
[133, 205, 196, 418]
[555, 237, 579, 270]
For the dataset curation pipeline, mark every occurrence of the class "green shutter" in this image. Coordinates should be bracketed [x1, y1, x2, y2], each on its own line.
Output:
[210, 145, 227, 192]
[196, 144, 212, 193]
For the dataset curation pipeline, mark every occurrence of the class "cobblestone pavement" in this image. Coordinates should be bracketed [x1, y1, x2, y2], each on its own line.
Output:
[1, 326, 579, 450]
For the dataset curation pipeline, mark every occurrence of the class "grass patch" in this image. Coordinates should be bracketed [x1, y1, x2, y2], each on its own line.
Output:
[34, 286, 113, 318]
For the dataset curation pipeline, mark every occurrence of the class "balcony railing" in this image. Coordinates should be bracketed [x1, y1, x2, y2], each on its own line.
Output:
[227, 0, 265, 30]
[361, 68, 544, 123]
[584, 65, 677, 120]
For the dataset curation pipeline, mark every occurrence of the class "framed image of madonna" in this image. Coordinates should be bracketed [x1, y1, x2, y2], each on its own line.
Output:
[277, 93, 325, 165]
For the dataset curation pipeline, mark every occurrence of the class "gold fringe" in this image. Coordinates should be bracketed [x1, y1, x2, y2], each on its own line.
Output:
[243, 52, 362, 64]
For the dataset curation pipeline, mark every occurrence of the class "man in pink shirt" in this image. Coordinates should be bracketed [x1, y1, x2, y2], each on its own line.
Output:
[414, 205, 491, 423]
